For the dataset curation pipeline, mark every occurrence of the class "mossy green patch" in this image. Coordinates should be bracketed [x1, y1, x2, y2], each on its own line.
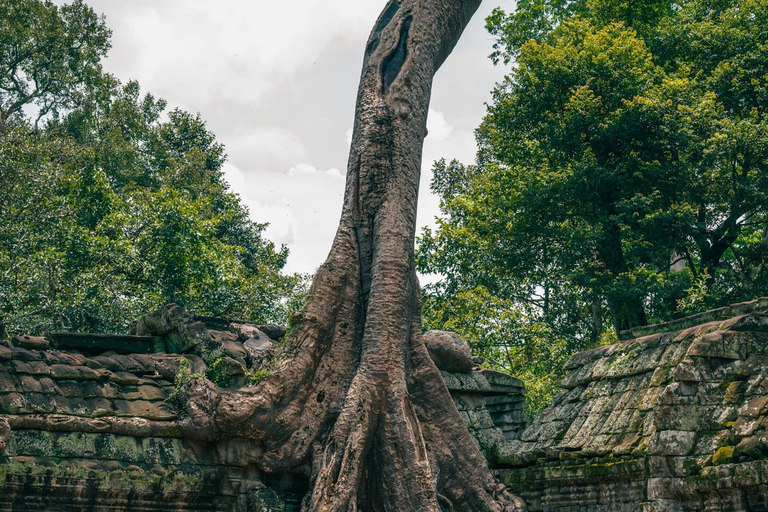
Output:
[712, 446, 738, 465]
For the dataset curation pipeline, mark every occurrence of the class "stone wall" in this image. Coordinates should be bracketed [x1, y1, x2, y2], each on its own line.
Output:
[0, 307, 313, 512]
[4, 303, 766, 511]
[619, 297, 768, 340]
[0, 307, 524, 511]
[0, 347, 295, 511]
[443, 368, 527, 460]
[497, 313, 768, 511]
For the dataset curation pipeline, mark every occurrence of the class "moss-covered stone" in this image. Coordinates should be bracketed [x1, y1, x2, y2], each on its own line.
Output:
[712, 446, 739, 465]
[500, 313, 768, 511]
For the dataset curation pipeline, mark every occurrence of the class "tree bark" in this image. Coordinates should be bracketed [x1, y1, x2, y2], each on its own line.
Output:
[177, 1, 526, 510]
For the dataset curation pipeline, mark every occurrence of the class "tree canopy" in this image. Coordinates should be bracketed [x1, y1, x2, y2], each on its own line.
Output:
[419, 0, 768, 414]
[0, 0, 302, 339]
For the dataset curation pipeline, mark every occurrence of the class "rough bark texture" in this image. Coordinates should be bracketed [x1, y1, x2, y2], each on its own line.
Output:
[228, 0, 525, 509]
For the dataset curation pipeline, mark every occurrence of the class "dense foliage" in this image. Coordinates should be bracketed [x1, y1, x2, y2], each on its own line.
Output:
[0, 0, 303, 339]
[419, 0, 768, 414]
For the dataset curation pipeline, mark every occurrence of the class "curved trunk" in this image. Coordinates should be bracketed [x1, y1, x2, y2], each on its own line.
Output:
[241, 0, 525, 509]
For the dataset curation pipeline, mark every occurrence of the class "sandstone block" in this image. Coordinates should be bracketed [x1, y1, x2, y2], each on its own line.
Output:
[9, 348, 42, 362]
[649, 430, 696, 456]
[221, 340, 248, 361]
[138, 384, 167, 401]
[739, 395, 768, 418]
[111, 372, 140, 385]
[440, 370, 490, 392]
[255, 324, 287, 342]
[11, 361, 50, 376]
[11, 336, 49, 351]
[47, 332, 163, 355]
[423, 330, 474, 373]
[113, 399, 176, 420]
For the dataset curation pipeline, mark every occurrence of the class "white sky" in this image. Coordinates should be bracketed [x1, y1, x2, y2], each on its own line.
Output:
[86, 0, 512, 275]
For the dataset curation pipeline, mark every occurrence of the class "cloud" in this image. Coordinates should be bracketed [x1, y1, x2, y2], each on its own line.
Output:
[224, 107, 475, 275]
[225, 127, 306, 171]
[225, 162, 345, 274]
[288, 163, 344, 179]
[90, 0, 382, 111]
[427, 109, 454, 142]
[417, 111, 477, 235]
[84, 0, 511, 278]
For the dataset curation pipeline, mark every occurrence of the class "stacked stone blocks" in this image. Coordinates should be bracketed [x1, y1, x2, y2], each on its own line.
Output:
[0, 307, 523, 511]
[498, 312, 768, 512]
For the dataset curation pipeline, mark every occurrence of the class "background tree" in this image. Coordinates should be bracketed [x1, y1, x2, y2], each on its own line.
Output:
[0, 0, 302, 337]
[418, 0, 768, 412]
[0, 0, 109, 130]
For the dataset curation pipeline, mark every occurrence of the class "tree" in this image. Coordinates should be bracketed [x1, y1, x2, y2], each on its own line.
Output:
[0, 1, 299, 336]
[84, 0, 523, 510]
[211, 1, 523, 508]
[416, 0, 767, 412]
[417, 158, 611, 415]
[421, 0, 768, 339]
[0, 0, 110, 131]
[2, 1, 525, 509]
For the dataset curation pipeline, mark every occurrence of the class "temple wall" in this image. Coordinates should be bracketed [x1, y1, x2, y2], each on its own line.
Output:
[0, 310, 524, 511]
[497, 312, 768, 511]
[1, 302, 767, 511]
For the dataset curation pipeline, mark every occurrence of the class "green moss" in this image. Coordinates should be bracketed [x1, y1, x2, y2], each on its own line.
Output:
[712, 446, 738, 465]
[723, 381, 744, 403]
[248, 369, 271, 385]
[9, 431, 185, 465]
[165, 358, 205, 414]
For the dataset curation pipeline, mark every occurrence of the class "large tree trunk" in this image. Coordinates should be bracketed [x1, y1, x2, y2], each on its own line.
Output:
[158, 1, 526, 510]
[240, 0, 523, 509]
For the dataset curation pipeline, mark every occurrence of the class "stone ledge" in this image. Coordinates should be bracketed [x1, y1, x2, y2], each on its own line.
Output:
[619, 297, 768, 340]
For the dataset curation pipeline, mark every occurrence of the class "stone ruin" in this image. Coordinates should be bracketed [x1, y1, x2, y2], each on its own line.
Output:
[0, 299, 766, 511]
[498, 299, 768, 511]
[0, 304, 525, 511]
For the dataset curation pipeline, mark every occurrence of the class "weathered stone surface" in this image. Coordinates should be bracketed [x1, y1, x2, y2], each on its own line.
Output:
[48, 332, 164, 355]
[255, 324, 287, 342]
[1, 308, 523, 511]
[151, 354, 206, 381]
[11, 335, 50, 351]
[619, 296, 768, 340]
[441, 366, 528, 449]
[132, 303, 212, 353]
[0, 322, 299, 510]
[499, 312, 768, 511]
[2, 305, 766, 511]
[423, 330, 474, 373]
[0, 417, 10, 452]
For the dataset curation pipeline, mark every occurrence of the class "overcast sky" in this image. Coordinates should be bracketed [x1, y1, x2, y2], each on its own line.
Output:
[86, 0, 513, 275]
